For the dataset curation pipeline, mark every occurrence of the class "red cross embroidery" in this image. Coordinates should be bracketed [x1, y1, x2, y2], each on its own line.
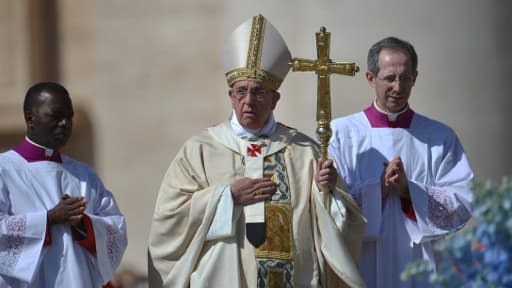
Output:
[247, 143, 263, 157]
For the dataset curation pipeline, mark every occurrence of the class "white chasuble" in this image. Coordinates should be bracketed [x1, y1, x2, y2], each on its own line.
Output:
[209, 122, 297, 287]
[148, 121, 366, 288]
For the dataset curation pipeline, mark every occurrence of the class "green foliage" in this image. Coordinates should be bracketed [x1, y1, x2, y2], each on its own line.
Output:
[401, 177, 512, 287]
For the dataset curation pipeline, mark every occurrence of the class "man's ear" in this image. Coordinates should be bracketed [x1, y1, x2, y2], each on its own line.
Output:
[271, 91, 280, 110]
[366, 72, 376, 88]
[24, 112, 34, 128]
[411, 70, 419, 86]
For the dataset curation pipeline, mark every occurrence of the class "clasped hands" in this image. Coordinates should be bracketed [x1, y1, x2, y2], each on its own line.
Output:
[381, 156, 410, 200]
[47, 194, 87, 228]
[230, 159, 338, 206]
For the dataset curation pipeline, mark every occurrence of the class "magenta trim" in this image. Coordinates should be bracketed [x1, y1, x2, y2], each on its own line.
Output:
[363, 104, 414, 128]
[12, 139, 62, 163]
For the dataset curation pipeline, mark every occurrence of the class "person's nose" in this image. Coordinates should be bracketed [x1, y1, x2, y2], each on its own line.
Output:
[243, 93, 256, 104]
[391, 80, 401, 91]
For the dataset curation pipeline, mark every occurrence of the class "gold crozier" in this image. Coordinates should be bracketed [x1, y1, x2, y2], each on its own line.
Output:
[289, 27, 359, 207]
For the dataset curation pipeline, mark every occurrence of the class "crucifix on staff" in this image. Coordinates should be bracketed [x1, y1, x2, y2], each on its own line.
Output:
[290, 26, 359, 207]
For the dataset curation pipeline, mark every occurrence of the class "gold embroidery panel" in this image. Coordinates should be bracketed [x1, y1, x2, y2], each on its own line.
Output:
[255, 152, 293, 260]
[254, 203, 293, 260]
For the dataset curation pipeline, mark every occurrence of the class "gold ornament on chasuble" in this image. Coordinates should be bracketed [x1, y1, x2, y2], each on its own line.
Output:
[254, 152, 295, 288]
[254, 153, 293, 260]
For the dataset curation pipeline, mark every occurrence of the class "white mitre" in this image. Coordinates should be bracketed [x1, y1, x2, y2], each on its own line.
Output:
[223, 14, 292, 90]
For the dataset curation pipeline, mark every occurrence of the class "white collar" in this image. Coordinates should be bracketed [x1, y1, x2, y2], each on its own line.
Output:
[230, 110, 277, 138]
[373, 100, 409, 121]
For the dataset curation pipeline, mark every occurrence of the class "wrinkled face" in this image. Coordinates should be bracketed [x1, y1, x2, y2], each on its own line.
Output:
[229, 80, 280, 130]
[26, 91, 74, 150]
[366, 49, 418, 113]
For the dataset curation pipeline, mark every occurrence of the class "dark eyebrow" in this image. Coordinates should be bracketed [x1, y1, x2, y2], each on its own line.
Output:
[382, 74, 411, 79]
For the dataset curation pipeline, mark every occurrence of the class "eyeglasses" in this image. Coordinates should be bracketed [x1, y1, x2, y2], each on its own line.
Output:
[375, 74, 414, 85]
[231, 88, 269, 102]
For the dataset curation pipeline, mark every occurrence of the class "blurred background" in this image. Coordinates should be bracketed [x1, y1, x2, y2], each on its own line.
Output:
[1, 0, 510, 286]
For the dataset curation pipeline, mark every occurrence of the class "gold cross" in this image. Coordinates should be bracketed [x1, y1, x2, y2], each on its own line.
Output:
[290, 27, 359, 206]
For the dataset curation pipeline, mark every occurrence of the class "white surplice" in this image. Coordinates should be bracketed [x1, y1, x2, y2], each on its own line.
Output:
[0, 151, 127, 288]
[329, 110, 474, 288]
